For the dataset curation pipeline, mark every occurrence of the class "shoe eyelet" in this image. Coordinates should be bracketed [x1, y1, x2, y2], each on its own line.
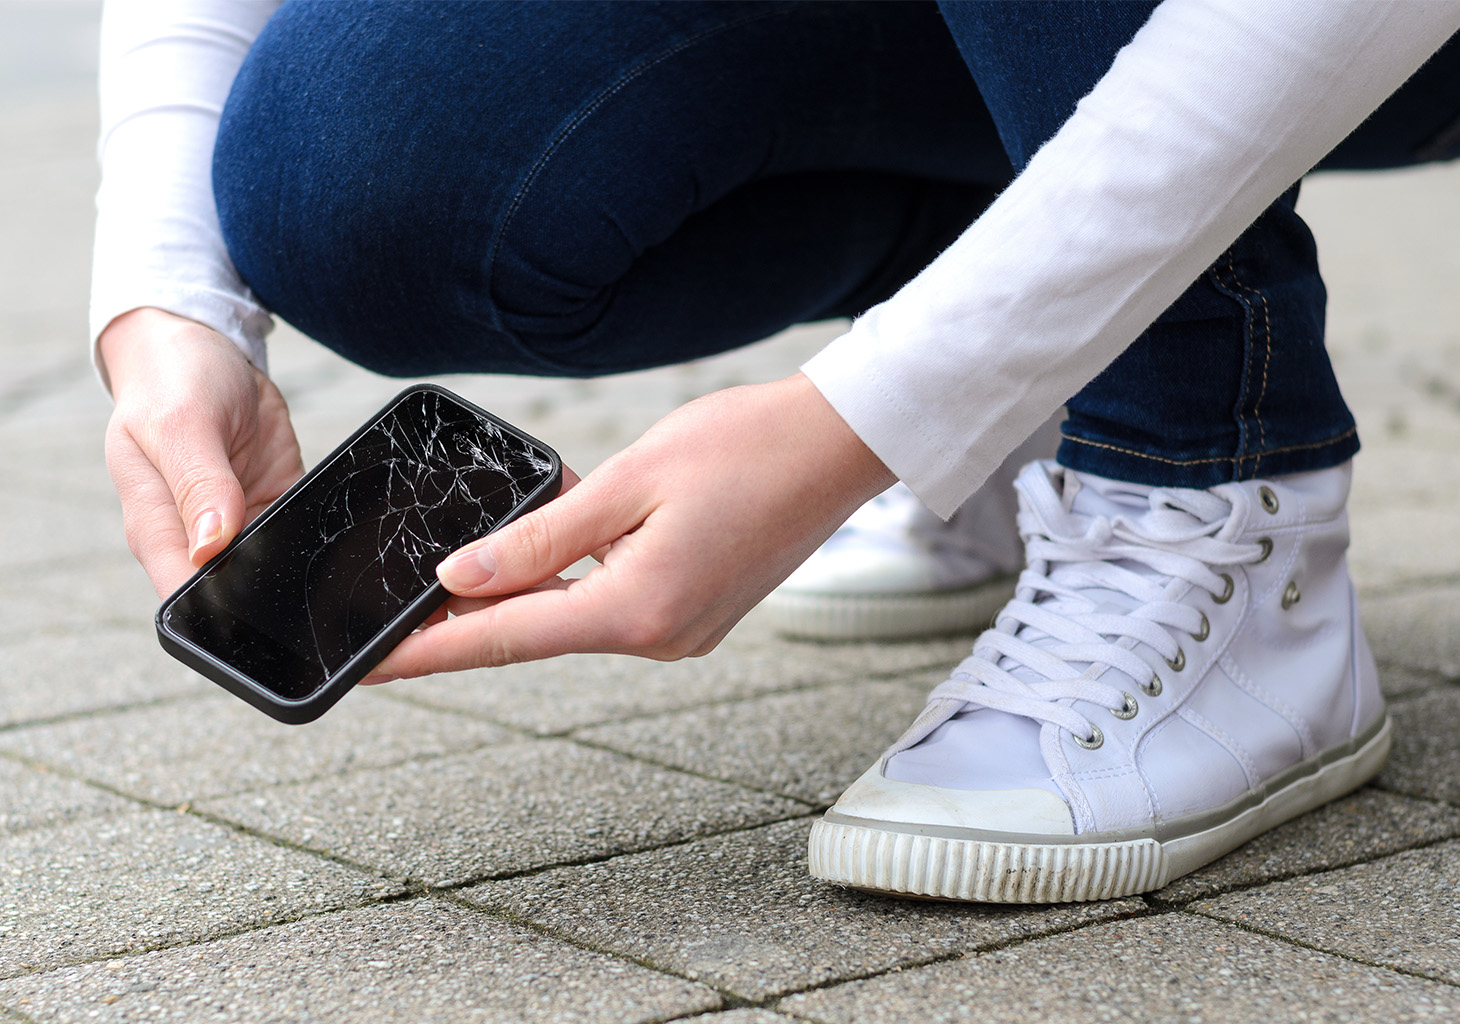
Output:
[1214, 573, 1234, 604]
[1143, 675, 1164, 698]
[1166, 648, 1186, 672]
[1192, 612, 1210, 643]
[1259, 486, 1280, 514]
[1282, 581, 1301, 609]
[1073, 724, 1104, 750]
[1110, 693, 1139, 720]
[1256, 538, 1273, 563]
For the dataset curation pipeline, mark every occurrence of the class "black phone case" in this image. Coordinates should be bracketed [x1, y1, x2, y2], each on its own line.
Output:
[155, 384, 562, 725]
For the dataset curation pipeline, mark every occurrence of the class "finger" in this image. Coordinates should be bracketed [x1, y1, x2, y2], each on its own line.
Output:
[435, 471, 641, 597]
[376, 583, 621, 674]
[143, 420, 249, 567]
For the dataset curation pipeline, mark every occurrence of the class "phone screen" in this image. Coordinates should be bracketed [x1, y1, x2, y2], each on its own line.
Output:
[159, 387, 558, 705]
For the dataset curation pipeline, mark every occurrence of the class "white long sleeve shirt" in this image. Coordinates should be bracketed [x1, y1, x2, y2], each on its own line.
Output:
[92, 0, 1460, 512]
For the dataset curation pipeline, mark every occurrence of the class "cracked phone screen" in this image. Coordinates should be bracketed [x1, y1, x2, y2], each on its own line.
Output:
[160, 389, 557, 702]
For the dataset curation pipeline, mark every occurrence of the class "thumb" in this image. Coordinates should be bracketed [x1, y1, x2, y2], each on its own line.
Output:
[153, 431, 249, 566]
[436, 469, 633, 596]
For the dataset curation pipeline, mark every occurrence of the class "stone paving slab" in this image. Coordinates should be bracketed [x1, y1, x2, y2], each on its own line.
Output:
[574, 680, 928, 806]
[1362, 583, 1460, 679]
[198, 740, 805, 887]
[1377, 663, 1453, 700]
[460, 818, 1143, 1002]
[0, 627, 202, 728]
[1196, 840, 1460, 985]
[0, 758, 132, 837]
[0, 898, 721, 1024]
[0, 809, 399, 978]
[1151, 787, 1460, 904]
[777, 912, 1460, 1023]
[397, 641, 881, 738]
[0, 689, 514, 805]
[0, 554, 160, 645]
[1378, 686, 1460, 803]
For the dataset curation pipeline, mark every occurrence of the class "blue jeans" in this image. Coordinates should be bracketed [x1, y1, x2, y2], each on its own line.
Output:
[214, 1, 1460, 488]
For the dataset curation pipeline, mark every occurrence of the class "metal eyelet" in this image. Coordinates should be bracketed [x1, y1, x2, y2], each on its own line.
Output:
[1166, 648, 1186, 672]
[1282, 581, 1301, 609]
[1192, 612, 1210, 643]
[1256, 538, 1273, 563]
[1214, 573, 1234, 604]
[1259, 486, 1280, 514]
[1110, 693, 1139, 720]
[1143, 675, 1164, 698]
[1073, 724, 1104, 750]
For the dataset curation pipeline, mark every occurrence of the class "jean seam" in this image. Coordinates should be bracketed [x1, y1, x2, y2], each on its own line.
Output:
[1209, 250, 1273, 478]
[484, 7, 778, 333]
[1058, 426, 1357, 468]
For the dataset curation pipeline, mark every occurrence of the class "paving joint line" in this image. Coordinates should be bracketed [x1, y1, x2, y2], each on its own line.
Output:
[1182, 905, 1460, 989]
[0, 692, 206, 737]
[1143, 820, 1460, 910]
[0, 892, 432, 986]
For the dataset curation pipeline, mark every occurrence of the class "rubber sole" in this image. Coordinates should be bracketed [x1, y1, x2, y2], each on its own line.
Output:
[761, 576, 1015, 641]
[808, 717, 1391, 903]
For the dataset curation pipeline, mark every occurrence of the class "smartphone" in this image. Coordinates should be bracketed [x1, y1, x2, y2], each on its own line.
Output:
[156, 384, 562, 724]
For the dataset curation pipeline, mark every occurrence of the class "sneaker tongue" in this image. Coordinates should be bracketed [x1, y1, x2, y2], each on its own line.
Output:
[1064, 470, 1153, 519]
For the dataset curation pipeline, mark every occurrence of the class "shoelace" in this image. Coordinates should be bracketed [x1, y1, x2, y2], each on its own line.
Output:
[925, 466, 1269, 746]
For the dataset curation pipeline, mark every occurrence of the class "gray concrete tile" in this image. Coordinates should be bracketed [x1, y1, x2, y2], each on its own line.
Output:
[199, 740, 804, 886]
[778, 913, 1460, 1023]
[0, 758, 132, 836]
[1378, 686, 1460, 803]
[0, 627, 204, 728]
[393, 624, 944, 737]
[0, 898, 720, 1024]
[684, 1014, 799, 1024]
[574, 680, 926, 805]
[1152, 788, 1460, 903]
[0, 689, 513, 805]
[0, 810, 398, 978]
[460, 818, 1143, 1002]
[1362, 583, 1460, 678]
[0, 554, 160, 644]
[1378, 662, 1452, 699]
[1197, 841, 1460, 985]
[0, 484, 121, 572]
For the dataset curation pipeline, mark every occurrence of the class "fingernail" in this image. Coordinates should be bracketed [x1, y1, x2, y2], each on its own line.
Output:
[360, 674, 399, 686]
[191, 509, 222, 559]
[440, 543, 498, 589]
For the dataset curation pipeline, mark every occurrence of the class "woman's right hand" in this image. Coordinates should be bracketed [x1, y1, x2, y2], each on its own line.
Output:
[99, 308, 305, 598]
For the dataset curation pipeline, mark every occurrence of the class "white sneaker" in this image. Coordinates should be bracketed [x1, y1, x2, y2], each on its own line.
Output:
[809, 460, 1388, 903]
[763, 415, 1062, 640]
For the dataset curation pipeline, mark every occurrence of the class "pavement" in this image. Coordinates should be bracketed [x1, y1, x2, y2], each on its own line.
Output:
[3, 4, 1460, 1022]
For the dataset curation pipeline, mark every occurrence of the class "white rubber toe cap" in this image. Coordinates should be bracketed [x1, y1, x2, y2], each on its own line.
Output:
[829, 761, 1075, 837]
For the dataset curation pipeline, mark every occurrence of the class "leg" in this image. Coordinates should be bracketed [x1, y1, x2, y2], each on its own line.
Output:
[812, 4, 1460, 901]
[212, 0, 1010, 377]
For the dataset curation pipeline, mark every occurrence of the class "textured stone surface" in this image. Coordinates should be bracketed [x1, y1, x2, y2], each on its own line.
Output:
[1153, 788, 1460, 903]
[1197, 841, 1460, 985]
[461, 818, 1142, 1001]
[1362, 584, 1460, 679]
[1377, 662, 1452, 699]
[575, 680, 928, 805]
[0, 810, 399, 977]
[0, 758, 132, 836]
[0, 627, 205, 728]
[1378, 687, 1460, 803]
[200, 740, 804, 885]
[779, 913, 1460, 1023]
[0, 899, 721, 1024]
[0, 689, 514, 804]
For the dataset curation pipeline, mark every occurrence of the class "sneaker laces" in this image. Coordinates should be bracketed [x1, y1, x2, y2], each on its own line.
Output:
[923, 463, 1269, 746]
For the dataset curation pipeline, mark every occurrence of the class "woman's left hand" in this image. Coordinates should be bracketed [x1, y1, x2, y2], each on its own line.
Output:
[371, 372, 894, 674]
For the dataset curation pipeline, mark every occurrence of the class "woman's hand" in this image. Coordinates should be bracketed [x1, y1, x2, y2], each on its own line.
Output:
[373, 372, 894, 673]
[100, 308, 305, 598]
